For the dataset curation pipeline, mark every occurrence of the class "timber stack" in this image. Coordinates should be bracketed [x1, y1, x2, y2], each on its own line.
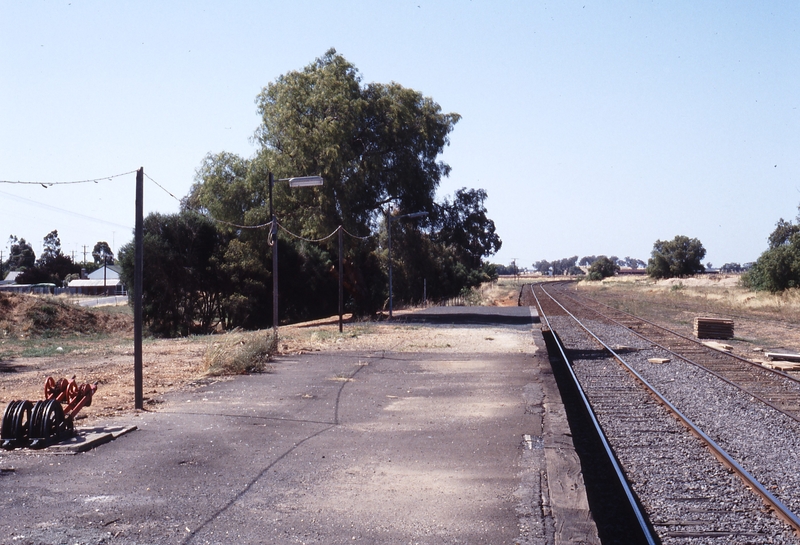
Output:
[694, 317, 734, 340]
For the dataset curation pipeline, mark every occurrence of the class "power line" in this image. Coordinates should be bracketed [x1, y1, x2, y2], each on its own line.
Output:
[143, 172, 272, 230]
[277, 222, 340, 243]
[144, 172, 181, 203]
[0, 189, 132, 230]
[144, 172, 376, 240]
[0, 170, 138, 186]
[340, 226, 372, 241]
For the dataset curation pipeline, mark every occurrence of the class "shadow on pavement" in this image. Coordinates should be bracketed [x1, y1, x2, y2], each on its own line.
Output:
[393, 306, 539, 326]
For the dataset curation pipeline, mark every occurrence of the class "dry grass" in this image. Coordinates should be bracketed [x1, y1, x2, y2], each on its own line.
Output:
[481, 277, 525, 306]
[580, 274, 800, 322]
[203, 328, 278, 376]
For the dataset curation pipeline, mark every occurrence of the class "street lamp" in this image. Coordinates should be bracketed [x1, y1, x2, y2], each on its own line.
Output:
[269, 172, 324, 331]
[387, 210, 428, 318]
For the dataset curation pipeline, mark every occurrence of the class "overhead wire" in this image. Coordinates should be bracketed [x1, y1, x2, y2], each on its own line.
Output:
[0, 188, 132, 230]
[277, 222, 340, 243]
[1, 167, 376, 243]
[0, 170, 138, 186]
[144, 172, 181, 202]
[145, 171, 376, 241]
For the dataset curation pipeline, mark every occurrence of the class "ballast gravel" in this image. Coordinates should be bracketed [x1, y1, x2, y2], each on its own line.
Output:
[548, 314, 800, 544]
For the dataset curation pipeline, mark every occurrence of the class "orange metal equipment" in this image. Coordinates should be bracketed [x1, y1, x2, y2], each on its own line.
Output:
[1, 376, 98, 449]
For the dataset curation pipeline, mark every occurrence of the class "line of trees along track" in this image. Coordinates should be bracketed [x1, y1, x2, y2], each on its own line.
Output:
[524, 281, 800, 544]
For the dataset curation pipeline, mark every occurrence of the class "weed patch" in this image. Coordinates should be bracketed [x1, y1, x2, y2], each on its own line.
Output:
[203, 329, 277, 376]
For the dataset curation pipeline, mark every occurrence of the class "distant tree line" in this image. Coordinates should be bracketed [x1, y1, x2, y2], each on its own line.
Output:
[119, 50, 502, 337]
[1, 232, 114, 287]
[530, 255, 645, 278]
[529, 237, 714, 282]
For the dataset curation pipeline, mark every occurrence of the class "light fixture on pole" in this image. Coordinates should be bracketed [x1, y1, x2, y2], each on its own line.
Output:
[387, 210, 428, 318]
[269, 172, 324, 331]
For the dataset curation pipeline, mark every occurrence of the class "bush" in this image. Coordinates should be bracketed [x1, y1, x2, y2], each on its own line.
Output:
[646, 235, 706, 279]
[741, 234, 800, 292]
[587, 256, 619, 281]
[203, 329, 278, 376]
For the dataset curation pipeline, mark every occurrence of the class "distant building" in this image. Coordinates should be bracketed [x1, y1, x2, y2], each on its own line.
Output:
[0, 271, 22, 286]
[68, 265, 126, 295]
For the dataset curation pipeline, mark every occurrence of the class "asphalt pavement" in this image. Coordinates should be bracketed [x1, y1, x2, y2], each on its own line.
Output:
[0, 306, 597, 545]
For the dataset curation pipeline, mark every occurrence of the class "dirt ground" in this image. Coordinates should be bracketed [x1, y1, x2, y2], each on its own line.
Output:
[0, 280, 524, 425]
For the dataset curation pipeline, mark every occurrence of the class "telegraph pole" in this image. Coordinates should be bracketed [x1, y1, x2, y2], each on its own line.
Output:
[134, 168, 144, 410]
[338, 226, 344, 333]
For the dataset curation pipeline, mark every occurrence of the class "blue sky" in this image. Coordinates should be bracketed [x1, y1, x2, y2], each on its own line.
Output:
[2, 1, 799, 269]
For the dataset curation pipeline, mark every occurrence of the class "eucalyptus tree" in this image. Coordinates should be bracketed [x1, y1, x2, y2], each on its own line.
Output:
[646, 236, 706, 279]
[92, 241, 114, 266]
[253, 49, 460, 241]
[6, 236, 35, 270]
[186, 49, 464, 315]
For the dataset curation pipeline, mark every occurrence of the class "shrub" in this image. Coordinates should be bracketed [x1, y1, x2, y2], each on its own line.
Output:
[587, 256, 619, 281]
[203, 329, 277, 376]
[741, 235, 800, 292]
[646, 235, 706, 279]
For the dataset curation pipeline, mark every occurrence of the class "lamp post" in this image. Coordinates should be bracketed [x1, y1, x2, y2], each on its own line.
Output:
[387, 210, 428, 318]
[269, 172, 324, 331]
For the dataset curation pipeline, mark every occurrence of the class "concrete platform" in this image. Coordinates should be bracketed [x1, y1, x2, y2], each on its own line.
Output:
[0, 306, 597, 544]
[47, 424, 137, 453]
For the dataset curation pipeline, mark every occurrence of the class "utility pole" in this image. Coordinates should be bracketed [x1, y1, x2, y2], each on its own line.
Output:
[267, 172, 324, 331]
[83, 245, 88, 265]
[338, 226, 343, 333]
[134, 167, 144, 410]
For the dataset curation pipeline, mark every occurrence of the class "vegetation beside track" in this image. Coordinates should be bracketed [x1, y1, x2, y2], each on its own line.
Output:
[578, 274, 800, 352]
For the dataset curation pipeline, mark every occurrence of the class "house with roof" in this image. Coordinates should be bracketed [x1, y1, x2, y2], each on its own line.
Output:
[0, 271, 22, 286]
[68, 265, 127, 296]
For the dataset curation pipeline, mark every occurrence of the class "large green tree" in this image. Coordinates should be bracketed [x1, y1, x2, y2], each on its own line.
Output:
[252, 49, 460, 239]
[646, 235, 706, 279]
[92, 241, 114, 266]
[588, 256, 620, 280]
[184, 49, 480, 319]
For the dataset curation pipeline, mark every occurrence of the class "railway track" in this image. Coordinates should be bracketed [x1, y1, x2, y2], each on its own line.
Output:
[548, 281, 800, 420]
[526, 281, 800, 544]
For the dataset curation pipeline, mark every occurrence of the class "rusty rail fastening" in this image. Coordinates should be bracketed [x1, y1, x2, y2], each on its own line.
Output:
[1, 376, 97, 449]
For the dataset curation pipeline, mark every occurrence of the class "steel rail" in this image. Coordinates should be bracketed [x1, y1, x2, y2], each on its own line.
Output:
[530, 284, 658, 545]
[537, 282, 800, 535]
[548, 281, 800, 423]
[553, 280, 800, 381]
